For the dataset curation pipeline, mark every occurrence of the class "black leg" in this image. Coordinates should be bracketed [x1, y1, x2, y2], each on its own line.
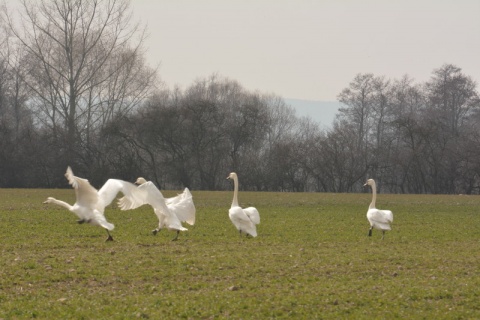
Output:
[171, 230, 179, 241]
[368, 227, 372, 237]
[381, 230, 385, 240]
[105, 229, 114, 242]
[152, 228, 159, 236]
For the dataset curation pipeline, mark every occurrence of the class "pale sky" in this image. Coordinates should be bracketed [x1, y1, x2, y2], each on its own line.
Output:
[132, 0, 480, 102]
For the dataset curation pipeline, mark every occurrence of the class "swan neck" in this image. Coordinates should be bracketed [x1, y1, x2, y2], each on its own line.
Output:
[51, 198, 74, 211]
[232, 176, 239, 207]
[369, 182, 377, 209]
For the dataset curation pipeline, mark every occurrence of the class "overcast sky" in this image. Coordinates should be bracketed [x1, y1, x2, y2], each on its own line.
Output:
[131, 0, 480, 102]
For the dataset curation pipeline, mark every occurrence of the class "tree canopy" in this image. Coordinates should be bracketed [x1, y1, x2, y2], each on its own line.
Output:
[1, 2, 479, 193]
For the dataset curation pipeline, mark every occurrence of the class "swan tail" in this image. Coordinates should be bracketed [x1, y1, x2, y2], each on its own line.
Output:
[373, 222, 391, 231]
[102, 221, 115, 231]
[92, 211, 115, 231]
[385, 210, 393, 223]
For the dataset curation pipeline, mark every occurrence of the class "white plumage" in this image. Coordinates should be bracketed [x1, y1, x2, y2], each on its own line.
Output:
[226, 172, 260, 237]
[165, 188, 196, 226]
[364, 178, 393, 239]
[43, 166, 140, 241]
[118, 178, 195, 241]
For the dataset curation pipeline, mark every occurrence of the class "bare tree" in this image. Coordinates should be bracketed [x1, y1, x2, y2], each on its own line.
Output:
[426, 64, 479, 136]
[3, 0, 153, 168]
[337, 73, 376, 151]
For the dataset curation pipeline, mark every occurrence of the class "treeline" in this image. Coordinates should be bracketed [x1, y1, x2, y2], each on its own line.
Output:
[1, 1, 479, 193]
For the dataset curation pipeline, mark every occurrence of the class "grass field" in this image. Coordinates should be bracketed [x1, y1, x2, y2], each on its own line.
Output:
[0, 188, 479, 319]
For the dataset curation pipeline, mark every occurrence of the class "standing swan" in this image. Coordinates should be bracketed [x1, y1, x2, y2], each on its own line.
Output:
[118, 179, 188, 241]
[226, 172, 260, 237]
[364, 179, 393, 239]
[43, 166, 140, 241]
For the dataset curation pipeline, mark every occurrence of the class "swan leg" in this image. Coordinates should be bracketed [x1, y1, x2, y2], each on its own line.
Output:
[77, 219, 86, 224]
[171, 230, 179, 241]
[105, 229, 114, 242]
[152, 228, 160, 236]
[381, 230, 385, 240]
[368, 227, 373, 237]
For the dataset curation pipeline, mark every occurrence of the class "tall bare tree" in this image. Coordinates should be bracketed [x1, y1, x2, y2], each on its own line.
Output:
[4, 0, 154, 168]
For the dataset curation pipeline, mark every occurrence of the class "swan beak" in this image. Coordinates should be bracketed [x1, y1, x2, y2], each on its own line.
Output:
[226, 176, 230, 180]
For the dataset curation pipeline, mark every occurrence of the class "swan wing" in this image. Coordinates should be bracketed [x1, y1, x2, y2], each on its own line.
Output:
[65, 167, 98, 209]
[127, 182, 187, 231]
[165, 191, 183, 205]
[98, 179, 141, 209]
[229, 206, 257, 237]
[117, 182, 152, 210]
[244, 207, 260, 225]
[367, 209, 393, 229]
[167, 188, 196, 225]
[91, 210, 115, 230]
[142, 183, 187, 231]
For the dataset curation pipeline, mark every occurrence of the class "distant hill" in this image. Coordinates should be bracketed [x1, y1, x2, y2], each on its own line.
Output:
[284, 98, 341, 128]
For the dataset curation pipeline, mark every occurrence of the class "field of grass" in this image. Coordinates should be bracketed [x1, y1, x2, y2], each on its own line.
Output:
[0, 188, 480, 319]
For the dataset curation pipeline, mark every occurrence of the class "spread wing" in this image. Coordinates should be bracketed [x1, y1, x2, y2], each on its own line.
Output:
[166, 188, 196, 225]
[118, 182, 187, 231]
[65, 166, 98, 209]
[97, 179, 142, 209]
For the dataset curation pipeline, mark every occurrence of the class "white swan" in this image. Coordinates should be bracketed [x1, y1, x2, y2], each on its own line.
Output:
[364, 178, 393, 239]
[135, 177, 196, 228]
[43, 166, 140, 241]
[118, 178, 189, 241]
[226, 172, 260, 237]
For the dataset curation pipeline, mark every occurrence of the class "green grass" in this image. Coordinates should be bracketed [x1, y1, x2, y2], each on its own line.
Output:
[1, 189, 480, 319]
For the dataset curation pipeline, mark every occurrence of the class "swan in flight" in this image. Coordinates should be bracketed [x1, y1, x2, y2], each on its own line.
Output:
[43, 166, 140, 241]
[226, 172, 260, 237]
[118, 178, 191, 241]
[364, 179, 393, 239]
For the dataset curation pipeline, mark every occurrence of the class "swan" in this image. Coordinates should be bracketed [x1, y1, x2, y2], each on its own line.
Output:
[364, 178, 393, 239]
[226, 172, 260, 237]
[118, 178, 189, 241]
[43, 166, 140, 241]
[135, 177, 196, 229]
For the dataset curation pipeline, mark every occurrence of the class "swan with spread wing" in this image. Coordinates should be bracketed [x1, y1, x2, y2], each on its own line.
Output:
[43, 166, 140, 241]
[118, 178, 194, 241]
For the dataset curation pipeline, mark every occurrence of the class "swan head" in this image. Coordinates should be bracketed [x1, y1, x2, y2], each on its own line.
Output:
[363, 179, 375, 187]
[226, 172, 237, 180]
[135, 177, 148, 185]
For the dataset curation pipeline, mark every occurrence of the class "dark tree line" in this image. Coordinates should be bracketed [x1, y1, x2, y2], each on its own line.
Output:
[1, 1, 479, 193]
